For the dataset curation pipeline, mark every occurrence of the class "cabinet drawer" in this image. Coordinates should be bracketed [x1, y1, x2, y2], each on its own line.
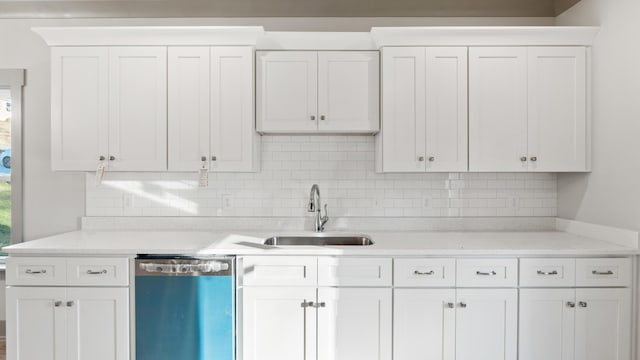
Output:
[394, 258, 455, 287]
[66, 258, 129, 286]
[318, 257, 392, 287]
[241, 256, 317, 286]
[520, 258, 575, 287]
[576, 258, 631, 287]
[6, 257, 67, 286]
[456, 258, 518, 287]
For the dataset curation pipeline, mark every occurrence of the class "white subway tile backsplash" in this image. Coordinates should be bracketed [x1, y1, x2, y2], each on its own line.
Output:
[86, 135, 557, 217]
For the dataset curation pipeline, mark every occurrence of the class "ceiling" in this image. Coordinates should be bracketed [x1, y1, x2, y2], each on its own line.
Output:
[0, 0, 582, 18]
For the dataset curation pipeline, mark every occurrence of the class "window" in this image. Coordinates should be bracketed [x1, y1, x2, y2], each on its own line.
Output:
[0, 70, 24, 256]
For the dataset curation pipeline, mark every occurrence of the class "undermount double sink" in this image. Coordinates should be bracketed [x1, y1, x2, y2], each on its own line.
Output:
[263, 234, 374, 246]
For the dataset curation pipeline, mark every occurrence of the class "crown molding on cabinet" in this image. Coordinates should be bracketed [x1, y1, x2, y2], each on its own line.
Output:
[370, 26, 600, 47]
[32, 26, 265, 46]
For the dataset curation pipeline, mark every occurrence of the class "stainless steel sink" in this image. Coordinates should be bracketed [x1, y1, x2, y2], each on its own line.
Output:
[263, 234, 374, 246]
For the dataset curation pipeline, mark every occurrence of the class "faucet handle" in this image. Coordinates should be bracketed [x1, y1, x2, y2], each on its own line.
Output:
[321, 204, 329, 231]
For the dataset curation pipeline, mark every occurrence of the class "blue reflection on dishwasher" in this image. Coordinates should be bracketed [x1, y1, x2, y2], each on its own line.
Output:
[135, 275, 234, 360]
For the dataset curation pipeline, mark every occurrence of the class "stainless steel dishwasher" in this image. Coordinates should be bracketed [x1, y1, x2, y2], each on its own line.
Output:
[135, 256, 235, 360]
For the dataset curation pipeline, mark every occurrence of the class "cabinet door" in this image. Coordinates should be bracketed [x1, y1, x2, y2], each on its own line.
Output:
[6, 287, 67, 360]
[108, 47, 167, 171]
[469, 47, 528, 172]
[211, 46, 259, 172]
[519, 289, 575, 360]
[242, 287, 317, 360]
[317, 51, 379, 133]
[51, 47, 109, 171]
[256, 51, 318, 133]
[167, 47, 210, 172]
[393, 289, 455, 360]
[456, 289, 518, 360]
[66, 287, 130, 360]
[575, 288, 631, 360]
[425, 47, 468, 172]
[528, 47, 587, 172]
[317, 287, 392, 360]
[380, 47, 426, 172]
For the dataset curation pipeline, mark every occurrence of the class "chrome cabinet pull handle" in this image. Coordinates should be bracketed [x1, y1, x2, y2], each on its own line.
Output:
[201, 156, 207, 162]
[418, 156, 425, 162]
[567, 301, 576, 308]
[476, 271, 497, 276]
[315, 302, 326, 308]
[86, 269, 107, 275]
[520, 156, 527, 162]
[25, 269, 46, 274]
[99, 156, 106, 161]
[447, 302, 455, 308]
[459, 302, 467, 308]
[578, 301, 587, 308]
[320, 115, 326, 121]
[310, 115, 316, 121]
[211, 156, 217, 161]
[414, 270, 435, 276]
[537, 270, 558, 276]
[428, 156, 435, 162]
[301, 301, 313, 308]
[592, 270, 614, 275]
[66, 301, 74, 307]
[109, 156, 116, 161]
[54, 301, 62, 307]
[530, 156, 537, 162]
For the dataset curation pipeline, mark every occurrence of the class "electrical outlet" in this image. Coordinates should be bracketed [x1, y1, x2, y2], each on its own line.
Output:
[507, 196, 519, 209]
[222, 194, 232, 209]
[123, 194, 135, 209]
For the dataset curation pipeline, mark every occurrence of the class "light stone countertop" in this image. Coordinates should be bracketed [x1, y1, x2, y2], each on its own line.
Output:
[3, 230, 638, 256]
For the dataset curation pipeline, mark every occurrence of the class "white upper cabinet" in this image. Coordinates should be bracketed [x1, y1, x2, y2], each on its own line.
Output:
[108, 47, 167, 171]
[52, 46, 167, 171]
[469, 47, 528, 172]
[425, 47, 468, 172]
[210, 47, 259, 172]
[379, 47, 468, 173]
[168, 46, 258, 172]
[380, 47, 426, 172]
[51, 47, 109, 171]
[317, 51, 380, 133]
[167, 47, 210, 172]
[257, 51, 318, 133]
[469, 46, 588, 172]
[257, 51, 379, 134]
[528, 47, 587, 172]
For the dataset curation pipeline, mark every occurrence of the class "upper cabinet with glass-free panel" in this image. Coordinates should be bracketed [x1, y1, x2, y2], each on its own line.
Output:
[256, 51, 380, 134]
[51, 46, 167, 172]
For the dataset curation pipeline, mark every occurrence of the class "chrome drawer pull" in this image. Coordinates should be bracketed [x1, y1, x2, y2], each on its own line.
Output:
[537, 270, 559, 276]
[579, 301, 587, 308]
[314, 302, 326, 308]
[566, 302, 576, 308]
[66, 301, 74, 307]
[459, 302, 467, 308]
[86, 269, 108, 275]
[54, 301, 63, 307]
[25, 269, 46, 275]
[301, 301, 314, 308]
[447, 302, 455, 308]
[414, 270, 435, 276]
[476, 271, 497, 276]
[592, 270, 614, 275]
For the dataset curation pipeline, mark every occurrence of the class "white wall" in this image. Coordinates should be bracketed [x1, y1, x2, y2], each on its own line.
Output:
[0, 16, 553, 241]
[556, 0, 640, 232]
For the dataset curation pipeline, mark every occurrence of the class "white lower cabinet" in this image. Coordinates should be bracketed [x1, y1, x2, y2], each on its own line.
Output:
[241, 287, 316, 360]
[317, 287, 392, 360]
[6, 286, 129, 360]
[242, 286, 391, 360]
[394, 288, 517, 360]
[520, 288, 631, 360]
